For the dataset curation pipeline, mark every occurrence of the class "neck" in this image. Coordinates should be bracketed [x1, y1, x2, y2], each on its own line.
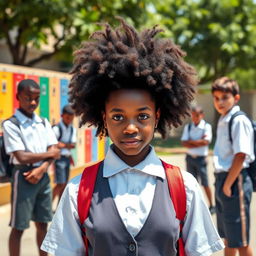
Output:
[18, 108, 33, 118]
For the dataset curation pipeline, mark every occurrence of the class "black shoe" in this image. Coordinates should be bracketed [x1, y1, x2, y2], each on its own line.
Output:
[209, 206, 216, 215]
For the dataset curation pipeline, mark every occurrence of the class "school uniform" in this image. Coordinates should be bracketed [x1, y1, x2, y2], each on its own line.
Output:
[181, 120, 212, 186]
[41, 145, 224, 256]
[213, 105, 254, 248]
[3, 109, 58, 230]
[52, 121, 76, 184]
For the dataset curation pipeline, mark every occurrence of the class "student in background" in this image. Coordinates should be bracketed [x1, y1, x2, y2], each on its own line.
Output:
[181, 105, 215, 214]
[41, 19, 224, 256]
[3, 79, 60, 256]
[212, 77, 254, 256]
[52, 104, 76, 204]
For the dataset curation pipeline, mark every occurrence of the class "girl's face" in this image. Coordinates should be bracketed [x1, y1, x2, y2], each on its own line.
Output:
[103, 89, 160, 166]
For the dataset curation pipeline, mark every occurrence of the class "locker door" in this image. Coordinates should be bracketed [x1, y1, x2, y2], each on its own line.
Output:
[98, 136, 105, 161]
[49, 77, 60, 125]
[77, 128, 85, 166]
[60, 79, 69, 111]
[85, 129, 92, 163]
[39, 77, 49, 120]
[0, 72, 13, 125]
[13, 73, 25, 110]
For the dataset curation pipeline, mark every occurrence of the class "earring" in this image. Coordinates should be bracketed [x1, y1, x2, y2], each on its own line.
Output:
[155, 123, 158, 128]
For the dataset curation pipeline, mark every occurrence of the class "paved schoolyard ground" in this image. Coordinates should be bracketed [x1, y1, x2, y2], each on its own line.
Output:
[0, 153, 255, 256]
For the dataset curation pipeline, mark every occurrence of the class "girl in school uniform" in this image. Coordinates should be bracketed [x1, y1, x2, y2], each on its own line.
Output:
[41, 18, 224, 256]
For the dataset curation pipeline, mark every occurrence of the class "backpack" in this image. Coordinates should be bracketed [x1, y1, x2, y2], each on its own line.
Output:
[0, 116, 20, 183]
[53, 123, 74, 143]
[228, 110, 256, 191]
[77, 160, 187, 256]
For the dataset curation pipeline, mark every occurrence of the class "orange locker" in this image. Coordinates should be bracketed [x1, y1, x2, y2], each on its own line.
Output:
[0, 72, 13, 125]
[49, 77, 60, 125]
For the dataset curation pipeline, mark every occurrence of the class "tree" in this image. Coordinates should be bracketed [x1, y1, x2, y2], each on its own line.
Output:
[154, 0, 256, 85]
[0, 0, 150, 67]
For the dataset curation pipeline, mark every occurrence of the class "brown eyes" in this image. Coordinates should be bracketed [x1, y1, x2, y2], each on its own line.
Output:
[112, 114, 150, 121]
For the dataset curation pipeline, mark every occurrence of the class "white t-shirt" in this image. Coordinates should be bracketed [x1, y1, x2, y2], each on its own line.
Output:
[181, 119, 212, 156]
[213, 105, 254, 173]
[52, 120, 76, 156]
[3, 109, 58, 166]
[41, 146, 224, 256]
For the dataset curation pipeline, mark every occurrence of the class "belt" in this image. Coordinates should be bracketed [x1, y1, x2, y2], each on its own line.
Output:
[187, 154, 205, 159]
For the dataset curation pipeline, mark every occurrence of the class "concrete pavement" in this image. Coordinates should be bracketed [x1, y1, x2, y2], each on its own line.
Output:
[0, 153, 255, 256]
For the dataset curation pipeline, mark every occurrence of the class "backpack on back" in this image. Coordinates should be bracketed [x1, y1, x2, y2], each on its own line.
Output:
[0, 116, 20, 183]
[228, 110, 256, 191]
[53, 123, 74, 143]
[77, 160, 187, 256]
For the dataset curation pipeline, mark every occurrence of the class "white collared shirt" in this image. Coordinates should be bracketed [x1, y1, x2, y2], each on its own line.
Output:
[41, 146, 224, 256]
[3, 109, 58, 166]
[213, 105, 254, 173]
[52, 120, 76, 156]
[181, 119, 212, 156]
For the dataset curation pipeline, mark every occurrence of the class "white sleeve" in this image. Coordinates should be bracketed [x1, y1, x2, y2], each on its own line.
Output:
[71, 127, 77, 144]
[204, 123, 212, 143]
[181, 171, 224, 256]
[52, 125, 60, 141]
[44, 119, 58, 147]
[181, 124, 189, 141]
[3, 120, 25, 153]
[232, 115, 254, 159]
[41, 175, 85, 256]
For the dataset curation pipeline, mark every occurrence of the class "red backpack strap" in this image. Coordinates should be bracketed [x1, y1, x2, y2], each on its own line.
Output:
[161, 160, 186, 256]
[77, 161, 103, 256]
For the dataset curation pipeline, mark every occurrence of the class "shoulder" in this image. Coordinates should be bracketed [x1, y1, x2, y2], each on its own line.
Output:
[2, 118, 20, 133]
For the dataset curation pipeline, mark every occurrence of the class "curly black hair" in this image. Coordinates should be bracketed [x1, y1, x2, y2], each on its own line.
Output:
[69, 18, 198, 138]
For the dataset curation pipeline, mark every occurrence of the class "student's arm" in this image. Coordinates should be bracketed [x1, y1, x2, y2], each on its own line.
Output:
[182, 139, 209, 148]
[58, 142, 76, 149]
[22, 145, 60, 184]
[222, 152, 246, 197]
[12, 145, 60, 164]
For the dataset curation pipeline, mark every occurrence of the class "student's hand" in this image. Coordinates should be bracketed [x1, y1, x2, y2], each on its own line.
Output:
[23, 167, 44, 184]
[49, 147, 61, 159]
[222, 184, 232, 197]
[58, 142, 66, 149]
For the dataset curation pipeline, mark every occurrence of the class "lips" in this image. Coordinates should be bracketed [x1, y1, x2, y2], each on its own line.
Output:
[120, 138, 142, 146]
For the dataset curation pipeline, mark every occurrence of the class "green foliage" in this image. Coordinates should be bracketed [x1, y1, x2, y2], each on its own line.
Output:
[153, 0, 256, 87]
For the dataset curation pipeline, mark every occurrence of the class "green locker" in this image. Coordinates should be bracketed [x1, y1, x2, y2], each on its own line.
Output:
[39, 77, 49, 120]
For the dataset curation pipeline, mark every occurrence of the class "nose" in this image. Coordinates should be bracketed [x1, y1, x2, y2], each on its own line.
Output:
[124, 121, 139, 134]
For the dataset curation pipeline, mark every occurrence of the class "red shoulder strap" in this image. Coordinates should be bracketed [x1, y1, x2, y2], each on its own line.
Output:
[77, 161, 103, 256]
[161, 160, 186, 256]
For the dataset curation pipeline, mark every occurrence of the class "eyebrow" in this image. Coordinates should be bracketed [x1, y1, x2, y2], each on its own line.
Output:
[110, 106, 152, 113]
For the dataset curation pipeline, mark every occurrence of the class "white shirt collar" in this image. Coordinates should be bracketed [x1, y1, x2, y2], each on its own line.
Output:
[220, 105, 240, 123]
[103, 145, 165, 180]
[192, 119, 205, 129]
[15, 109, 43, 125]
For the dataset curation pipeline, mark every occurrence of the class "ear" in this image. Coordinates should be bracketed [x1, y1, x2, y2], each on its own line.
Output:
[102, 111, 107, 128]
[16, 93, 19, 101]
[234, 94, 240, 104]
[155, 108, 161, 126]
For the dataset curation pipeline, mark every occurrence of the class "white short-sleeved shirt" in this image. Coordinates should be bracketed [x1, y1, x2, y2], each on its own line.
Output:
[41, 146, 224, 256]
[181, 120, 212, 156]
[52, 121, 76, 156]
[213, 105, 254, 173]
[3, 109, 58, 166]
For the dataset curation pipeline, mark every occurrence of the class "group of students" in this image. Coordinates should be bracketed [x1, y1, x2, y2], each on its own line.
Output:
[2, 18, 255, 256]
[181, 78, 255, 255]
[2, 79, 76, 256]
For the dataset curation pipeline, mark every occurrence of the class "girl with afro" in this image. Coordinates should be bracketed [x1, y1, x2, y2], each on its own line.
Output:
[41, 18, 224, 256]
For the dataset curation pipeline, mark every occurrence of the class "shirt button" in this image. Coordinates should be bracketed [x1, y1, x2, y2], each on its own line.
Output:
[128, 243, 136, 252]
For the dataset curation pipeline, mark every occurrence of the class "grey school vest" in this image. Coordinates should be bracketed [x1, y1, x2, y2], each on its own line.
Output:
[83, 164, 180, 256]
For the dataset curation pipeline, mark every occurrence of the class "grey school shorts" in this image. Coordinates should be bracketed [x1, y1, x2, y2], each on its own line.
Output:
[10, 165, 52, 230]
[215, 169, 253, 248]
[54, 156, 71, 184]
[186, 154, 209, 186]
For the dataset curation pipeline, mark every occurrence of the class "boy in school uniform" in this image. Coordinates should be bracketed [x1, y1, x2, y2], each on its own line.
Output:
[181, 105, 215, 214]
[212, 77, 254, 256]
[3, 79, 60, 256]
[41, 19, 224, 256]
[52, 104, 77, 204]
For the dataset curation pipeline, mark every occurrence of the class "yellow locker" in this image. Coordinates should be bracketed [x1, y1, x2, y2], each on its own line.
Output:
[0, 72, 13, 126]
[98, 137, 105, 160]
[49, 77, 60, 125]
